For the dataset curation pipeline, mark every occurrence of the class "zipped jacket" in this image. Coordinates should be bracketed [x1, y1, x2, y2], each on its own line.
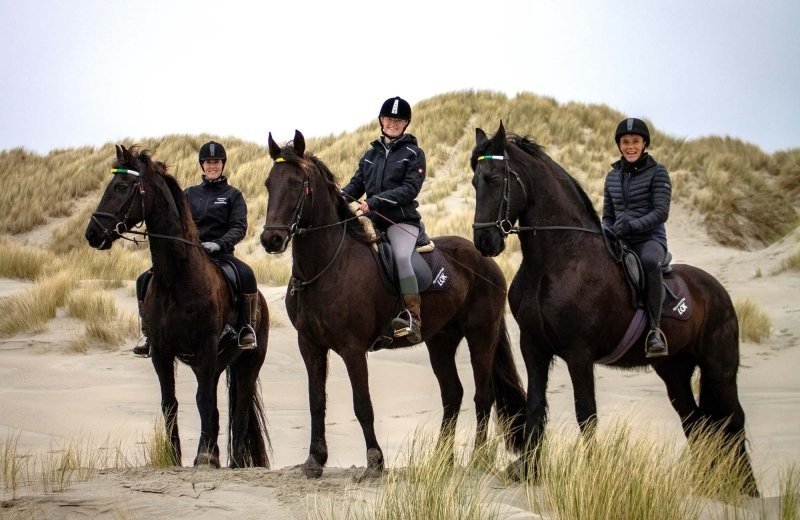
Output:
[341, 133, 426, 230]
[602, 154, 671, 248]
[185, 175, 247, 254]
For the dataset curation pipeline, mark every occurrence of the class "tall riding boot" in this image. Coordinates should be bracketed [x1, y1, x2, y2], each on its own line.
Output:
[238, 293, 259, 350]
[392, 294, 423, 345]
[133, 300, 151, 357]
[644, 270, 668, 358]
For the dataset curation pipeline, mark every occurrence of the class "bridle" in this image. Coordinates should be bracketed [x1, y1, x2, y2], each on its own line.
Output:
[471, 153, 602, 238]
[90, 168, 201, 248]
[261, 158, 359, 294]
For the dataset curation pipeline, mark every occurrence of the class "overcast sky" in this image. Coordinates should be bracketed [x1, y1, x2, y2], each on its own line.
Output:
[1, 0, 798, 155]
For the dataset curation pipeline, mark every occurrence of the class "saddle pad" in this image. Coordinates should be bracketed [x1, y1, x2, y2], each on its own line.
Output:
[662, 273, 692, 321]
[422, 248, 451, 292]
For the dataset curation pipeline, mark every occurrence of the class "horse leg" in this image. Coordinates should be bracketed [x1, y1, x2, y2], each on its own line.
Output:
[424, 330, 464, 466]
[192, 362, 221, 468]
[698, 364, 760, 496]
[339, 348, 384, 482]
[653, 354, 703, 437]
[228, 351, 270, 468]
[508, 333, 553, 481]
[564, 352, 598, 437]
[152, 351, 181, 465]
[298, 337, 329, 478]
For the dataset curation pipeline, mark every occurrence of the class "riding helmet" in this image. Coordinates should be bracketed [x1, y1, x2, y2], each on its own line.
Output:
[615, 118, 650, 147]
[198, 141, 227, 166]
[379, 97, 412, 121]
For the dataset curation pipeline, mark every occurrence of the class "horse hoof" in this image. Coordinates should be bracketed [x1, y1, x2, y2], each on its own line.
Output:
[505, 457, 527, 482]
[194, 453, 220, 468]
[301, 457, 324, 479]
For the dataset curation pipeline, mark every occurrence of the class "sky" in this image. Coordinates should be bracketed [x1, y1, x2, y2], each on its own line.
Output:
[1, 0, 798, 155]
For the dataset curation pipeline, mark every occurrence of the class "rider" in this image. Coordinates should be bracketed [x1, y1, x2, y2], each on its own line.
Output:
[133, 140, 259, 356]
[341, 96, 427, 345]
[602, 117, 672, 358]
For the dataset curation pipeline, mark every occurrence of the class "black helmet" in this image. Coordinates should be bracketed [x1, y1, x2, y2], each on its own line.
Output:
[379, 96, 412, 121]
[199, 141, 227, 166]
[615, 118, 650, 147]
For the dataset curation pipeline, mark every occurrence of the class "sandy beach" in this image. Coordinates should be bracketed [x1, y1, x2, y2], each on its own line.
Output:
[1, 209, 798, 518]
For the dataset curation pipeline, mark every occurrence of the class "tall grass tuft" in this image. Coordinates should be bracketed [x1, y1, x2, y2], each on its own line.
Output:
[773, 245, 800, 274]
[734, 297, 772, 343]
[0, 239, 55, 279]
[142, 416, 180, 468]
[0, 271, 74, 336]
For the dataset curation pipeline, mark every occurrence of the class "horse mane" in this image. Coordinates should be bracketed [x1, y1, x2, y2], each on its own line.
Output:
[116, 147, 200, 242]
[506, 134, 601, 227]
[282, 144, 376, 245]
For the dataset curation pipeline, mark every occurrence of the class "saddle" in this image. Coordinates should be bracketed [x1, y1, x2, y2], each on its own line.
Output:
[597, 242, 693, 364]
[368, 232, 453, 351]
[373, 234, 451, 294]
[619, 244, 691, 320]
[214, 258, 241, 306]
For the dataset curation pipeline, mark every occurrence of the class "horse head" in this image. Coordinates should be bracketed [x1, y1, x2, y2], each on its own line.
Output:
[470, 121, 528, 256]
[85, 145, 150, 250]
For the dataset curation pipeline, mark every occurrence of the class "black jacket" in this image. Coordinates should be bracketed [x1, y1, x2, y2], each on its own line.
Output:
[602, 154, 671, 248]
[341, 133, 426, 230]
[185, 175, 247, 254]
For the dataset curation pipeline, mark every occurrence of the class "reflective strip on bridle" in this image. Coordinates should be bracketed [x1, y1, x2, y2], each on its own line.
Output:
[472, 154, 528, 236]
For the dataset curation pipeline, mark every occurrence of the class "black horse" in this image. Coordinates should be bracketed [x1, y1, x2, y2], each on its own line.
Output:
[85, 145, 270, 468]
[470, 122, 758, 496]
[260, 130, 527, 480]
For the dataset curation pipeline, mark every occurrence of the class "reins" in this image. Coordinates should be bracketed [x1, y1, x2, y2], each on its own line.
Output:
[473, 153, 625, 261]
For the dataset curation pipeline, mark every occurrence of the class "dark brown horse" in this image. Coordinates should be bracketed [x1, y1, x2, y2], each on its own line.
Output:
[260, 130, 526, 480]
[85, 145, 270, 469]
[470, 122, 758, 496]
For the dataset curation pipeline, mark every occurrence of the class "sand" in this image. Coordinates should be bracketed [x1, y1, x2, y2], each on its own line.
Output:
[1, 209, 798, 518]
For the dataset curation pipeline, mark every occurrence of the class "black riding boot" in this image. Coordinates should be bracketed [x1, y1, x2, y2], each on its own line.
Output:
[238, 293, 259, 350]
[645, 270, 668, 358]
[133, 300, 151, 357]
[391, 294, 423, 345]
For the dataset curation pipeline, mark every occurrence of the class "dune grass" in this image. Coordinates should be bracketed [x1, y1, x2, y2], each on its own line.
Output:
[309, 419, 799, 520]
[0, 272, 73, 337]
[735, 297, 773, 343]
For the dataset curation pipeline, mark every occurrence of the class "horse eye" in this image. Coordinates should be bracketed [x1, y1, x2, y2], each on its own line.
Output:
[114, 183, 129, 193]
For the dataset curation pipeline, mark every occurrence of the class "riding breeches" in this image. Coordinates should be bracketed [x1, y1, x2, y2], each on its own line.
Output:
[386, 223, 419, 294]
[631, 239, 666, 273]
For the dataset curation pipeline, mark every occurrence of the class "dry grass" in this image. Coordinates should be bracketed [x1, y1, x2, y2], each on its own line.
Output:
[0, 272, 74, 336]
[735, 297, 773, 343]
[773, 245, 800, 274]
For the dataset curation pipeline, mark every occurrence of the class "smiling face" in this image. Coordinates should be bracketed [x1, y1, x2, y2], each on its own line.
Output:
[202, 159, 224, 180]
[379, 116, 409, 139]
[617, 134, 646, 163]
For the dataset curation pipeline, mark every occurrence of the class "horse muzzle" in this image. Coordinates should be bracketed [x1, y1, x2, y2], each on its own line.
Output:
[260, 229, 290, 254]
[473, 228, 506, 257]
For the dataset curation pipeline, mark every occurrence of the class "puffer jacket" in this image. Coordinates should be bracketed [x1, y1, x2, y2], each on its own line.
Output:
[602, 153, 671, 247]
[184, 175, 247, 253]
[341, 133, 426, 230]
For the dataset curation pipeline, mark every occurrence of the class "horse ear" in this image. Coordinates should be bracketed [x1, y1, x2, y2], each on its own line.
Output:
[115, 145, 123, 161]
[497, 120, 506, 140]
[293, 130, 305, 157]
[267, 133, 282, 160]
[475, 128, 488, 146]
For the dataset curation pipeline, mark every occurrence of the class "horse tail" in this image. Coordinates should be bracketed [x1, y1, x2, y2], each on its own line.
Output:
[227, 368, 272, 468]
[491, 315, 527, 453]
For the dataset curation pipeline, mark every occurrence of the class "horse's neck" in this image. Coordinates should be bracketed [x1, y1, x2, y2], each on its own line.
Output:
[144, 182, 199, 281]
[291, 202, 356, 281]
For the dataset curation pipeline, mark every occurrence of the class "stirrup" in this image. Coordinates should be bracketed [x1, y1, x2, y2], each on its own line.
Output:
[133, 337, 151, 358]
[238, 325, 257, 350]
[391, 309, 413, 338]
[645, 328, 668, 358]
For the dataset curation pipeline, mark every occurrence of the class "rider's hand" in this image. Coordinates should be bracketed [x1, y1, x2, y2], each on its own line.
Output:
[359, 201, 370, 213]
[202, 241, 221, 253]
[612, 220, 632, 237]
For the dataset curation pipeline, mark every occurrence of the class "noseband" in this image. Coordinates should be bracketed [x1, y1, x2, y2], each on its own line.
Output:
[90, 168, 146, 243]
[472, 155, 529, 236]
